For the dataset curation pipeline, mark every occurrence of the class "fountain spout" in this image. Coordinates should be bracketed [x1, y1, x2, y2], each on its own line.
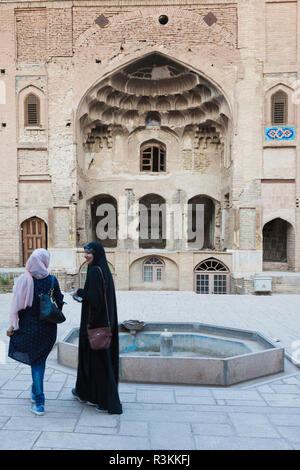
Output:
[160, 329, 173, 356]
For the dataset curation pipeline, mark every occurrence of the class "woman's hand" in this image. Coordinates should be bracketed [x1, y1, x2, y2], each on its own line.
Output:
[71, 290, 82, 303]
[6, 326, 14, 337]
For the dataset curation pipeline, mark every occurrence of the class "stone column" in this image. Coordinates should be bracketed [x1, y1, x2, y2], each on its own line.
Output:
[118, 188, 139, 250]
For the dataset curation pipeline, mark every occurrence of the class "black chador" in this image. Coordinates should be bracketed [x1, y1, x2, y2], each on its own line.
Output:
[75, 242, 122, 414]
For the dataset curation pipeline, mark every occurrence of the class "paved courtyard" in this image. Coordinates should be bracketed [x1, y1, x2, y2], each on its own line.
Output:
[0, 291, 300, 450]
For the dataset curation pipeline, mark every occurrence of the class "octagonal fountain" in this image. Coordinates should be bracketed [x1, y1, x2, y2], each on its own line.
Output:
[58, 322, 284, 386]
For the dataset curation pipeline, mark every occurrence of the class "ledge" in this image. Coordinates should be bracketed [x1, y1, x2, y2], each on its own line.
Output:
[19, 174, 51, 181]
[17, 143, 48, 150]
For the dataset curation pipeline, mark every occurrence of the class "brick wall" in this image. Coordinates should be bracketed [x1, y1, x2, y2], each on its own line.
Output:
[15, 9, 48, 63]
[266, 1, 297, 64]
[14, 4, 237, 63]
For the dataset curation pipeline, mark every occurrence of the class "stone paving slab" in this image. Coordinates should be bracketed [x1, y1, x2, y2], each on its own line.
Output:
[119, 420, 149, 437]
[0, 360, 300, 449]
[136, 389, 176, 404]
[75, 425, 119, 435]
[277, 427, 300, 443]
[0, 430, 41, 450]
[3, 416, 78, 432]
[1, 292, 300, 450]
[34, 431, 151, 450]
[192, 423, 235, 436]
[149, 422, 195, 450]
[194, 435, 293, 450]
[228, 412, 281, 438]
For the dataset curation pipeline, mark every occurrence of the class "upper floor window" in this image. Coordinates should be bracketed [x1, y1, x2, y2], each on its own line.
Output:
[25, 93, 40, 126]
[140, 142, 166, 172]
[271, 91, 288, 125]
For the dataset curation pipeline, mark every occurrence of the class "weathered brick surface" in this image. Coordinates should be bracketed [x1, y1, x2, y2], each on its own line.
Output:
[0, 0, 299, 292]
[266, 1, 297, 64]
[15, 9, 48, 63]
[47, 8, 73, 58]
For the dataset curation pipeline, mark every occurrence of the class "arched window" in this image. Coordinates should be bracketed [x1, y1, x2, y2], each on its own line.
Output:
[187, 195, 215, 249]
[143, 257, 165, 282]
[139, 194, 166, 249]
[194, 258, 230, 294]
[90, 194, 118, 248]
[140, 142, 166, 172]
[24, 93, 40, 126]
[271, 91, 288, 125]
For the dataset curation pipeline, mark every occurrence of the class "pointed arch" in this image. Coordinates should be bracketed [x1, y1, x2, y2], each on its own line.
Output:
[262, 218, 295, 270]
[265, 83, 294, 126]
[89, 194, 118, 248]
[139, 193, 166, 249]
[187, 195, 217, 249]
[21, 217, 47, 265]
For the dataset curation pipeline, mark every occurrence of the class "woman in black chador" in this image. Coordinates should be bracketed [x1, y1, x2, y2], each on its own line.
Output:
[72, 241, 122, 414]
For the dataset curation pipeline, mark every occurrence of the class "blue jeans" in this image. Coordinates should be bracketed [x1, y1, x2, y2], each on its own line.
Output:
[31, 362, 46, 407]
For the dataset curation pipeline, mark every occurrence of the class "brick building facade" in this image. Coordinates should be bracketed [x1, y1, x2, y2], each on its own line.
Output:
[0, 0, 299, 293]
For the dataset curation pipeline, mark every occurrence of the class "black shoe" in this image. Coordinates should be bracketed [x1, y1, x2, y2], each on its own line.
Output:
[71, 388, 86, 403]
[96, 406, 108, 413]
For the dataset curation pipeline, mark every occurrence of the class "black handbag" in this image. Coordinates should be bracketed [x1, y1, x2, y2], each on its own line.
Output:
[39, 275, 66, 324]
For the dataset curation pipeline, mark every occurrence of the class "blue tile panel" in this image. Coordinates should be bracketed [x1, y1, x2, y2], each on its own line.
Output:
[265, 126, 295, 141]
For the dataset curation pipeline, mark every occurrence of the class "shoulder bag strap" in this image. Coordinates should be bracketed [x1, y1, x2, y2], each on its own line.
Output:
[49, 274, 55, 297]
[88, 266, 111, 328]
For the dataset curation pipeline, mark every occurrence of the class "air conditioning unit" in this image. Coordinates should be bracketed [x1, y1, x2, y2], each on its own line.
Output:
[254, 277, 272, 293]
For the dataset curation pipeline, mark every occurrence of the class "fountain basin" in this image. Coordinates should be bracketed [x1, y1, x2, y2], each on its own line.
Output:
[57, 322, 284, 385]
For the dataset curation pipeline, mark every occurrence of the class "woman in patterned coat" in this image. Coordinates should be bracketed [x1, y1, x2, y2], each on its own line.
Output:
[7, 248, 64, 416]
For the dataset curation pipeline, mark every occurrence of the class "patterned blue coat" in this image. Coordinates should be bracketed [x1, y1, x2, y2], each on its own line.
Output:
[8, 275, 64, 366]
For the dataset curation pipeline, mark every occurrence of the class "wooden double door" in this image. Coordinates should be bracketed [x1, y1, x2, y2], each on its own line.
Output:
[22, 217, 47, 265]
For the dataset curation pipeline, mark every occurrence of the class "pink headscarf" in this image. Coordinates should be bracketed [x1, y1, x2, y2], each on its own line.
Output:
[9, 248, 50, 329]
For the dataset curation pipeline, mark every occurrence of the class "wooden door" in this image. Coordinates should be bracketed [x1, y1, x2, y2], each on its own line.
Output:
[22, 217, 47, 265]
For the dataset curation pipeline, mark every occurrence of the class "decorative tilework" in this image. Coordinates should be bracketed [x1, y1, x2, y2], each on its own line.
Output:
[265, 126, 295, 141]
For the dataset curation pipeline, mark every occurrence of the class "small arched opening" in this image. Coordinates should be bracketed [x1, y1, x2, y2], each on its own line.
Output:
[139, 194, 166, 249]
[263, 218, 295, 271]
[188, 195, 216, 249]
[90, 194, 118, 248]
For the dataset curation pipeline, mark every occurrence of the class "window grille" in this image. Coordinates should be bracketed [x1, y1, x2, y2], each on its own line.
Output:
[25, 94, 40, 126]
[271, 91, 288, 125]
[143, 257, 165, 282]
[195, 259, 228, 272]
[141, 143, 166, 172]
